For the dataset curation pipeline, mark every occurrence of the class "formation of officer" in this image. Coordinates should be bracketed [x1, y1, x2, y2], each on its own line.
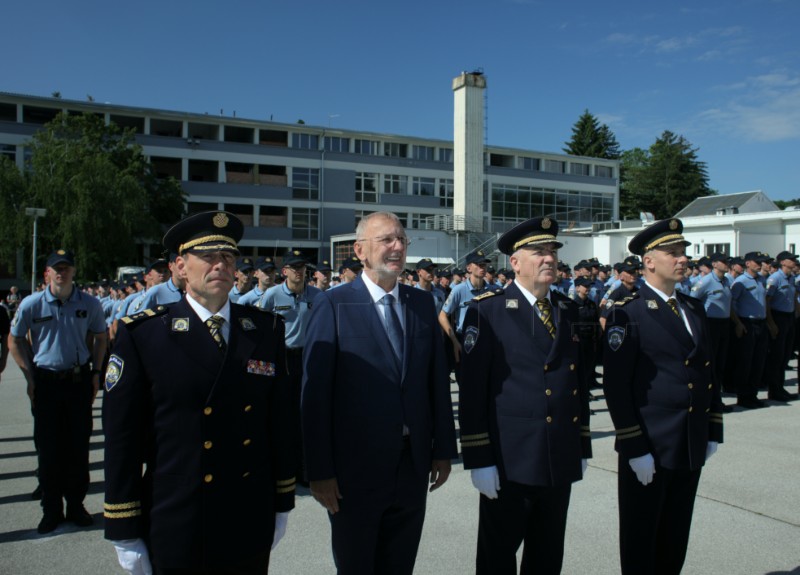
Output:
[302, 211, 457, 575]
[8, 250, 107, 534]
[603, 218, 723, 575]
[459, 217, 592, 574]
[237, 256, 276, 306]
[103, 211, 296, 574]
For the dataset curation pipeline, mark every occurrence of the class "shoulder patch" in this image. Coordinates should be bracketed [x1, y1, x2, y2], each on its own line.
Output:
[105, 355, 124, 392]
[120, 306, 168, 327]
[473, 288, 504, 302]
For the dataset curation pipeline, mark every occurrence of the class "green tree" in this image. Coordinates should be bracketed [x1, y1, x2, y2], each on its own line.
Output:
[0, 157, 30, 273]
[619, 131, 713, 220]
[0, 112, 185, 280]
[563, 109, 621, 159]
[774, 198, 800, 210]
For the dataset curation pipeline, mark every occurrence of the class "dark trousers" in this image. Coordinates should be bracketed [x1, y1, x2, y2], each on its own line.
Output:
[286, 348, 305, 483]
[578, 336, 596, 398]
[330, 440, 428, 575]
[618, 459, 702, 575]
[153, 550, 271, 575]
[476, 481, 572, 575]
[765, 311, 795, 395]
[734, 318, 768, 401]
[706, 318, 731, 393]
[33, 368, 93, 515]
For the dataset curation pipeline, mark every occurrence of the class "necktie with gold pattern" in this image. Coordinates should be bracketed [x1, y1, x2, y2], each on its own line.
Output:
[535, 298, 556, 339]
[667, 298, 681, 319]
[205, 315, 226, 352]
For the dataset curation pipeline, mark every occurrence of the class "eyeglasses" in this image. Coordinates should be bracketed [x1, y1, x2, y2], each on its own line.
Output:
[357, 235, 410, 247]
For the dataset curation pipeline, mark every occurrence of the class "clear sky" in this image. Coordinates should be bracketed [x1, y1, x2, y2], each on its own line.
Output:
[3, 0, 799, 200]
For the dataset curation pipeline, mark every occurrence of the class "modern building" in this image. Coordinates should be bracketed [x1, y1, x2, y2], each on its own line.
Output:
[0, 77, 619, 276]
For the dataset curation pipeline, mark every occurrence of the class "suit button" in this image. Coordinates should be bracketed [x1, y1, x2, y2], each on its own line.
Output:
[243, 438, 251, 446]
[244, 405, 252, 412]
[706, 408, 710, 413]
[569, 364, 575, 371]
[684, 360, 689, 366]
[572, 416, 578, 423]
[204, 441, 213, 450]
[243, 471, 250, 478]
[546, 416, 552, 423]
[708, 384, 712, 390]
[705, 361, 710, 366]
[573, 389, 578, 396]
[203, 407, 212, 416]
[545, 389, 552, 396]
[544, 364, 549, 371]
[204, 474, 213, 483]
[688, 383, 694, 390]
[688, 406, 693, 413]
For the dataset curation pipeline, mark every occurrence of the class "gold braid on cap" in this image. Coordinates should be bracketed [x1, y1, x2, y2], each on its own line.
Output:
[643, 233, 686, 252]
[512, 234, 558, 251]
[179, 234, 237, 253]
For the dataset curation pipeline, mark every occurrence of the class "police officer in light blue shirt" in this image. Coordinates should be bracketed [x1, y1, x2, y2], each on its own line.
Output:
[330, 256, 362, 289]
[139, 254, 184, 309]
[238, 256, 276, 307]
[228, 256, 255, 303]
[126, 259, 169, 317]
[763, 251, 799, 400]
[414, 258, 446, 315]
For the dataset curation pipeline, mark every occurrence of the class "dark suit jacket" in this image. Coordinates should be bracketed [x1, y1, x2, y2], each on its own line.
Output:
[459, 284, 591, 487]
[603, 284, 724, 471]
[301, 276, 457, 490]
[103, 298, 295, 569]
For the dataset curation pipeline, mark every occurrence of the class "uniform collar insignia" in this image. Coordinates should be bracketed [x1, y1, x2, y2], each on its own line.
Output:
[240, 317, 257, 331]
[646, 299, 659, 309]
[172, 318, 190, 332]
[506, 299, 518, 309]
[558, 301, 568, 309]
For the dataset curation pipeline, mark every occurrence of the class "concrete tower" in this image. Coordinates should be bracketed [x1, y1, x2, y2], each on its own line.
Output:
[452, 71, 486, 232]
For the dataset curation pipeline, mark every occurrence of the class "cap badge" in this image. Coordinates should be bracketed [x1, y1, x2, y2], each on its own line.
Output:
[542, 218, 552, 230]
[477, 250, 484, 256]
[669, 219, 679, 230]
[213, 212, 229, 228]
[57, 249, 66, 255]
[293, 250, 301, 256]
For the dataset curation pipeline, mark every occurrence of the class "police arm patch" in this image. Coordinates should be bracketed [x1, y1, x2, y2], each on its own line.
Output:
[607, 326, 625, 351]
[463, 326, 479, 354]
[105, 355, 124, 392]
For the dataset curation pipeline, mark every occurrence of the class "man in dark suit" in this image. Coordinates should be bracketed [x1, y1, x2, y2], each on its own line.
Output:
[604, 218, 724, 575]
[459, 217, 592, 575]
[302, 211, 458, 575]
[103, 211, 296, 575]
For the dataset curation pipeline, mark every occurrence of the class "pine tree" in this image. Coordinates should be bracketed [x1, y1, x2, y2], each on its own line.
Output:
[563, 109, 621, 159]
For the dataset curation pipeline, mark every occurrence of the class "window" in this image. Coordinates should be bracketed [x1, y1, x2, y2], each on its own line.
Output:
[355, 210, 375, 227]
[0, 144, 15, 162]
[292, 208, 319, 240]
[705, 244, 730, 256]
[291, 133, 318, 150]
[354, 139, 379, 155]
[438, 178, 454, 208]
[543, 159, 565, 173]
[595, 165, 613, 178]
[570, 162, 590, 176]
[384, 142, 408, 158]
[384, 174, 408, 195]
[356, 172, 378, 203]
[412, 177, 435, 196]
[292, 167, 319, 200]
[438, 148, 453, 163]
[521, 157, 540, 171]
[490, 184, 613, 225]
[410, 213, 435, 230]
[324, 136, 350, 152]
[413, 145, 434, 161]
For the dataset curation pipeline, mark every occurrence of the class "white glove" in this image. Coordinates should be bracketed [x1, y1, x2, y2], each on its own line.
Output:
[470, 465, 501, 499]
[705, 441, 718, 461]
[581, 459, 588, 475]
[628, 453, 656, 486]
[112, 539, 153, 575]
[271, 512, 289, 550]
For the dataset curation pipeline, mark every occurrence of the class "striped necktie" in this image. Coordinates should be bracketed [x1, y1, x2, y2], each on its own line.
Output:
[535, 298, 556, 339]
[667, 298, 681, 318]
[205, 315, 227, 352]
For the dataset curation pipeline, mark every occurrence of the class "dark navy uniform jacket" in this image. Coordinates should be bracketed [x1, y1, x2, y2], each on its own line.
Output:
[459, 284, 592, 487]
[603, 284, 724, 471]
[103, 298, 296, 570]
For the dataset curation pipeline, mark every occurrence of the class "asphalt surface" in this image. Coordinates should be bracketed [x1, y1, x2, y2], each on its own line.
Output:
[0, 360, 799, 575]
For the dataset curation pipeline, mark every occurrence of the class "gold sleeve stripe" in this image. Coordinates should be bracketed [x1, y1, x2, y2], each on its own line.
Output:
[615, 425, 641, 434]
[104, 501, 141, 511]
[104, 509, 142, 519]
[276, 478, 296, 487]
[461, 439, 491, 448]
[460, 432, 490, 442]
[617, 430, 643, 440]
[276, 485, 295, 494]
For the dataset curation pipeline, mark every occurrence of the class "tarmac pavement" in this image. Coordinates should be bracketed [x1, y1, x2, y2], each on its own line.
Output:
[0, 360, 799, 574]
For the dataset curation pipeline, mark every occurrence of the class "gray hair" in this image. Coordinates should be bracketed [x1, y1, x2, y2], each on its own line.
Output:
[355, 211, 403, 239]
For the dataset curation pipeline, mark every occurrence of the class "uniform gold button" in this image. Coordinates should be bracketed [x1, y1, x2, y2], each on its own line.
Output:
[243, 471, 250, 478]
[569, 364, 575, 371]
[573, 389, 578, 396]
[204, 441, 213, 450]
[688, 406, 693, 413]
[708, 384, 712, 390]
[546, 416, 552, 423]
[545, 389, 552, 396]
[688, 383, 694, 390]
[243, 439, 251, 446]
[572, 416, 578, 423]
[544, 364, 549, 371]
[705, 408, 710, 413]
[684, 360, 689, 366]
[244, 405, 252, 412]
[204, 474, 213, 483]
[204, 407, 213, 416]
[705, 361, 710, 366]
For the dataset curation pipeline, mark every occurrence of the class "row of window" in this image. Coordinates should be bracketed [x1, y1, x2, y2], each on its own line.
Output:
[354, 210, 439, 231]
[292, 133, 453, 162]
[353, 172, 453, 207]
[491, 184, 615, 224]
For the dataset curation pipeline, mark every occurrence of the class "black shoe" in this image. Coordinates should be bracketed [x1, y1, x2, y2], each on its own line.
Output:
[737, 398, 767, 409]
[31, 485, 42, 500]
[37, 513, 64, 534]
[65, 505, 93, 527]
[768, 389, 797, 402]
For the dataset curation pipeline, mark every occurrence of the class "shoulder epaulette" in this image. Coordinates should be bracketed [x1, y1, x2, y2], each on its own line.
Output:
[614, 295, 637, 307]
[472, 288, 504, 302]
[120, 306, 168, 326]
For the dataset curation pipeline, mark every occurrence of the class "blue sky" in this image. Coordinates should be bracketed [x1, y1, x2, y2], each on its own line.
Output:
[3, 0, 799, 200]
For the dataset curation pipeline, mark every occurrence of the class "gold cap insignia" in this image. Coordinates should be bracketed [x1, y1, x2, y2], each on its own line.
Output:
[265, 257, 272, 262]
[57, 249, 65, 255]
[669, 219, 679, 230]
[542, 218, 552, 230]
[213, 213, 229, 228]
[477, 250, 484, 256]
[293, 250, 301, 256]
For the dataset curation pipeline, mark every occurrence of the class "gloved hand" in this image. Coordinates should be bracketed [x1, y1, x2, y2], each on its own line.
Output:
[705, 441, 718, 461]
[629, 453, 656, 486]
[112, 539, 153, 575]
[581, 459, 588, 475]
[470, 465, 501, 499]
[272, 512, 289, 550]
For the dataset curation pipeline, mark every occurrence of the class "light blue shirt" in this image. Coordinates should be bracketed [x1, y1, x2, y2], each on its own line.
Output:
[237, 286, 265, 307]
[765, 269, 795, 313]
[139, 278, 182, 309]
[114, 289, 145, 320]
[689, 272, 732, 318]
[731, 272, 767, 319]
[258, 282, 321, 348]
[414, 283, 446, 315]
[442, 277, 492, 333]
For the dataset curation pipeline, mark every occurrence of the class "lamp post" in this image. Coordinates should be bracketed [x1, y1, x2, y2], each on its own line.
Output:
[24, 208, 47, 293]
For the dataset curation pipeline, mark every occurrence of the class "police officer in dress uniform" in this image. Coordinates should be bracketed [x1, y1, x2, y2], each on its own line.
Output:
[103, 211, 296, 575]
[603, 218, 723, 575]
[9, 250, 107, 534]
[764, 250, 799, 401]
[459, 217, 592, 575]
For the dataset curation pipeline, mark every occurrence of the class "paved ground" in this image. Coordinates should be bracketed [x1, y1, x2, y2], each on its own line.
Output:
[1, 360, 799, 574]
